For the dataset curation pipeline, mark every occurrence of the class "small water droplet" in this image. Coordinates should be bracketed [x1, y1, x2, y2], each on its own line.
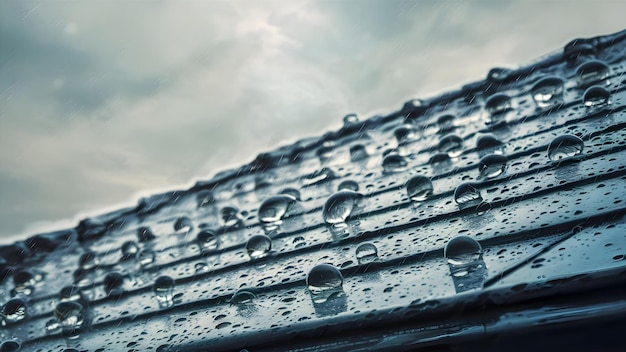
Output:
[2, 298, 26, 323]
[476, 134, 504, 151]
[485, 93, 512, 116]
[303, 168, 335, 186]
[258, 195, 297, 224]
[382, 153, 408, 173]
[476, 201, 492, 215]
[343, 113, 359, 126]
[59, 285, 82, 302]
[279, 188, 301, 201]
[103, 272, 125, 297]
[136, 226, 156, 242]
[583, 86, 610, 107]
[54, 301, 84, 329]
[454, 183, 483, 208]
[531, 76, 564, 108]
[478, 154, 508, 179]
[153, 276, 175, 308]
[173, 216, 193, 235]
[45, 318, 60, 333]
[246, 235, 272, 259]
[437, 114, 456, 132]
[323, 190, 363, 225]
[78, 251, 99, 271]
[338, 180, 359, 192]
[136, 249, 156, 267]
[547, 135, 584, 161]
[355, 243, 378, 264]
[196, 229, 218, 252]
[487, 67, 513, 82]
[0, 340, 20, 352]
[576, 60, 610, 87]
[394, 125, 418, 143]
[405, 175, 434, 202]
[120, 241, 139, 261]
[307, 264, 343, 303]
[221, 206, 241, 227]
[230, 289, 256, 305]
[195, 262, 209, 273]
[429, 153, 451, 165]
[196, 190, 215, 208]
[438, 134, 464, 157]
[292, 236, 306, 249]
[444, 236, 483, 266]
[12, 270, 36, 295]
[350, 144, 369, 162]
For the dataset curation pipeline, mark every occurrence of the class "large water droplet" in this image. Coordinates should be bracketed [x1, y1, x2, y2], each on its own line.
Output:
[307, 264, 343, 303]
[576, 60, 610, 87]
[258, 195, 296, 224]
[338, 180, 359, 192]
[120, 241, 139, 261]
[485, 93, 512, 116]
[405, 175, 434, 202]
[246, 235, 272, 259]
[454, 183, 483, 208]
[547, 135, 584, 161]
[394, 125, 417, 143]
[438, 134, 464, 158]
[60, 285, 82, 302]
[323, 191, 363, 225]
[279, 188, 301, 201]
[382, 153, 408, 173]
[531, 76, 564, 108]
[355, 243, 378, 264]
[103, 272, 125, 297]
[196, 229, 218, 252]
[350, 144, 369, 162]
[0, 340, 20, 352]
[476, 134, 504, 151]
[2, 298, 26, 323]
[444, 236, 483, 265]
[153, 275, 175, 308]
[478, 154, 508, 179]
[78, 251, 99, 271]
[54, 301, 84, 329]
[437, 114, 456, 133]
[173, 216, 193, 235]
[583, 86, 610, 107]
[230, 289, 256, 305]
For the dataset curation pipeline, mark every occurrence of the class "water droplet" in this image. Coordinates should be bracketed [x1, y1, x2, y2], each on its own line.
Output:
[487, 67, 514, 82]
[350, 144, 369, 162]
[405, 175, 434, 202]
[323, 190, 363, 225]
[137, 226, 156, 242]
[547, 135, 584, 161]
[303, 168, 335, 186]
[485, 93, 512, 116]
[454, 183, 483, 208]
[355, 243, 378, 264]
[292, 236, 306, 249]
[173, 216, 193, 235]
[54, 301, 84, 329]
[476, 134, 504, 151]
[230, 289, 256, 305]
[153, 276, 175, 308]
[0, 340, 20, 352]
[382, 153, 408, 173]
[476, 201, 492, 215]
[343, 113, 359, 126]
[402, 99, 427, 122]
[394, 125, 417, 143]
[437, 114, 456, 133]
[45, 318, 60, 333]
[583, 86, 610, 107]
[246, 235, 272, 259]
[59, 285, 82, 302]
[338, 180, 359, 192]
[78, 251, 99, 271]
[429, 153, 451, 165]
[306, 264, 343, 300]
[478, 154, 508, 179]
[120, 241, 139, 261]
[258, 195, 297, 224]
[103, 272, 125, 297]
[220, 206, 241, 227]
[531, 76, 564, 108]
[196, 229, 218, 252]
[2, 298, 26, 323]
[196, 190, 215, 208]
[444, 236, 483, 265]
[195, 262, 209, 273]
[576, 60, 610, 87]
[12, 270, 36, 295]
[316, 142, 335, 162]
[563, 38, 595, 62]
[438, 134, 464, 157]
[136, 249, 155, 267]
[279, 188, 301, 201]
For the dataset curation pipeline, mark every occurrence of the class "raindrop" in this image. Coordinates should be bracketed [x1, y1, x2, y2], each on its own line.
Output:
[444, 236, 483, 266]
[476, 201, 492, 215]
[394, 125, 418, 143]
[292, 236, 306, 249]
[45, 318, 60, 333]
[355, 243, 378, 264]
[221, 206, 241, 227]
[583, 86, 610, 107]
[476, 134, 503, 151]
[438, 134, 464, 157]
[279, 188, 301, 201]
[0, 340, 20, 352]
[454, 183, 483, 208]
[230, 289, 256, 305]
[338, 180, 359, 192]
[194, 262, 209, 273]
[173, 216, 193, 235]
[322, 190, 363, 225]
[485, 93, 512, 116]
[153, 276, 175, 308]
[54, 301, 84, 329]
[576, 60, 610, 87]
[120, 241, 139, 261]
[531, 76, 564, 108]
[487, 67, 513, 83]
[350, 144, 369, 162]
[136, 249, 156, 267]
[343, 113, 359, 126]
[196, 190, 215, 208]
[478, 154, 508, 179]
[258, 195, 297, 224]
[429, 153, 451, 165]
[137, 226, 156, 242]
[196, 229, 218, 252]
[303, 168, 335, 186]
[307, 264, 343, 294]
[547, 135, 584, 161]
[2, 298, 26, 323]
[437, 114, 456, 132]
[59, 285, 82, 302]
[246, 235, 272, 259]
[382, 153, 408, 173]
[103, 272, 125, 297]
[405, 175, 434, 202]
[78, 251, 99, 271]
[12, 270, 36, 295]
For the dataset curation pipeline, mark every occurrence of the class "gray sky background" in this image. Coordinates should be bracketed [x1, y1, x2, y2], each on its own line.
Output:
[0, 0, 624, 244]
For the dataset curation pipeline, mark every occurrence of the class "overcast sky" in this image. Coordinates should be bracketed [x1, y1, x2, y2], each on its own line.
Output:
[0, 0, 624, 244]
